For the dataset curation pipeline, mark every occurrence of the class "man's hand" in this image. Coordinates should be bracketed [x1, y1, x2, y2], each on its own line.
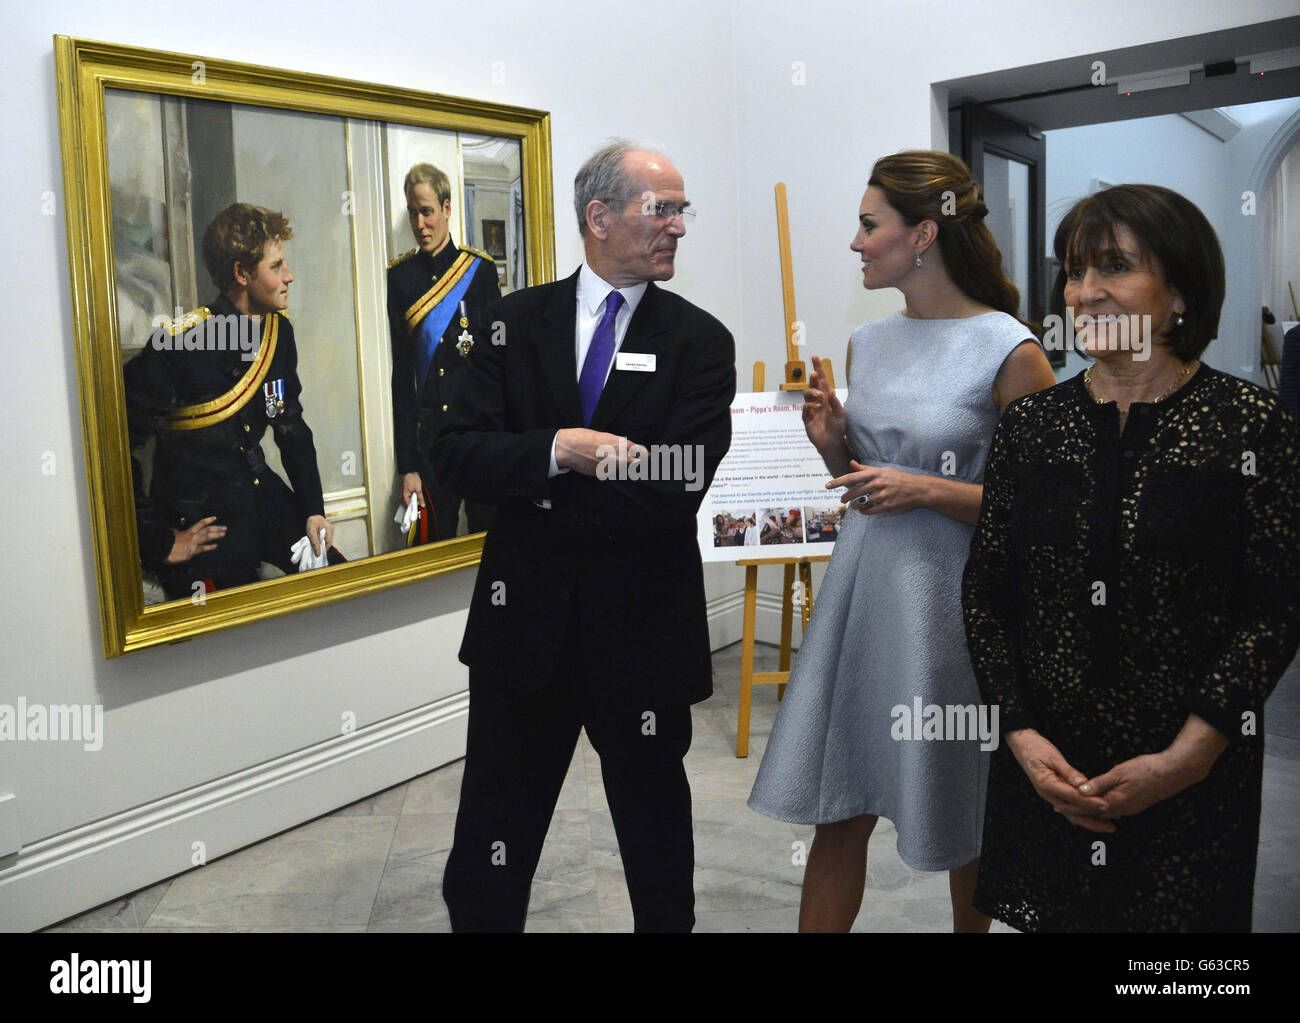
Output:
[401, 472, 424, 507]
[1004, 728, 1115, 833]
[555, 428, 646, 477]
[165, 516, 225, 564]
[306, 514, 334, 556]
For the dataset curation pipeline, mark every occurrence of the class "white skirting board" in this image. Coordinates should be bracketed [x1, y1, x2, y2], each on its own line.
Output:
[1, 587, 791, 931]
[0, 696, 467, 933]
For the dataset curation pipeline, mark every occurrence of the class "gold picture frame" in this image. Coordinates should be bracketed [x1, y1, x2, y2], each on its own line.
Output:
[55, 35, 556, 656]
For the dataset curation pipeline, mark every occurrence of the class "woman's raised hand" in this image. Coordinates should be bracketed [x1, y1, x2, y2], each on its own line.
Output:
[802, 355, 846, 452]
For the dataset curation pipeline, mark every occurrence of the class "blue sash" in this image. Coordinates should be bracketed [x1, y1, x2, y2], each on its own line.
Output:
[410, 256, 480, 393]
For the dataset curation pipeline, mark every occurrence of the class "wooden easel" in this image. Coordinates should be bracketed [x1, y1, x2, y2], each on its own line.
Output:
[735, 183, 835, 757]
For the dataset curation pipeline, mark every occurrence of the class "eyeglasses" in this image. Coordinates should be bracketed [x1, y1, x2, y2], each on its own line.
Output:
[606, 197, 696, 222]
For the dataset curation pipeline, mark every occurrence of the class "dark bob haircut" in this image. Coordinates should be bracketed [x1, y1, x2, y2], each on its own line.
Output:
[1049, 184, 1224, 362]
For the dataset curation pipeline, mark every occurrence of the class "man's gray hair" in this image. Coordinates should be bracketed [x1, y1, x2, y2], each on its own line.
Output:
[574, 138, 667, 235]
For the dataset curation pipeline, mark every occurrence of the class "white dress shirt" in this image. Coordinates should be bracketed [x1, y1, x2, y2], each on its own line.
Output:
[547, 264, 649, 478]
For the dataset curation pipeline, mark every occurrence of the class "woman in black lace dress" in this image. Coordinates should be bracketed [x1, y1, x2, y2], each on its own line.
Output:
[962, 184, 1300, 931]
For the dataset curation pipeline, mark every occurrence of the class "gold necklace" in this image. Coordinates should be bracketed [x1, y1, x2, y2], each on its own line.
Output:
[1084, 360, 1197, 405]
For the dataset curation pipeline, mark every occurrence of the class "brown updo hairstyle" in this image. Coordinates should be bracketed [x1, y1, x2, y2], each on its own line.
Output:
[1048, 184, 1224, 362]
[868, 150, 1024, 324]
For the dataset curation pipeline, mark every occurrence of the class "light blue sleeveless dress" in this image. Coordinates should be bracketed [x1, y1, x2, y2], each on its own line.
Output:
[747, 311, 1032, 871]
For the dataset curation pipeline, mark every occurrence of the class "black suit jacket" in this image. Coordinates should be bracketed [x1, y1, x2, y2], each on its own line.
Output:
[431, 268, 736, 707]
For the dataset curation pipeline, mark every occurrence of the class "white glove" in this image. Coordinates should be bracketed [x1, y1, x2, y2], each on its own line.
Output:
[395, 492, 420, 533]
[289, 528, 329, 571]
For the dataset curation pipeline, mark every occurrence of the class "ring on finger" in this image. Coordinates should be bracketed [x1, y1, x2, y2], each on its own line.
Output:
[855, 493, 870, 507]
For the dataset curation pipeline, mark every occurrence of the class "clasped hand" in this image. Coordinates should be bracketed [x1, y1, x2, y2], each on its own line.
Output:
[1006, 729, 1202, 833]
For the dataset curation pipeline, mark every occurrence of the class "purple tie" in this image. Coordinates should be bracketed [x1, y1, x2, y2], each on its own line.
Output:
[578, 290, 624, 425]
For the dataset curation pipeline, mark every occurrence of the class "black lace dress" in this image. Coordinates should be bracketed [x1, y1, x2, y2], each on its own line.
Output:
[962, 366, 1300, 932]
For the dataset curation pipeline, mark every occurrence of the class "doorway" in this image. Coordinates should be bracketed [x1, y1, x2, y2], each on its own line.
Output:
[940, 14, 1300, 384]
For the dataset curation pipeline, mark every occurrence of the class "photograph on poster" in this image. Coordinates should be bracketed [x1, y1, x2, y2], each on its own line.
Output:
[804, 504, 843, 543]
[759, 507, 803, 544]
[711, 509, 759, 547]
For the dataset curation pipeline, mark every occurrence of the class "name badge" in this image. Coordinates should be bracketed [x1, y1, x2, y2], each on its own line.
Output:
[615, 352, 656, 373]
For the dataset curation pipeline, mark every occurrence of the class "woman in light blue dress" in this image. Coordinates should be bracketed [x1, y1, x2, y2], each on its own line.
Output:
[748, 151, 1056, 931]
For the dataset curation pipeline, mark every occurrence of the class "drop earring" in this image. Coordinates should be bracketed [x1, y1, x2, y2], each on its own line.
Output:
[914, 251, 923, 268]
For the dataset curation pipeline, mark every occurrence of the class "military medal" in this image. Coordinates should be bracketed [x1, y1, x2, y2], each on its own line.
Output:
[456, 300, 474, 356]
[263, 378, 285, 417]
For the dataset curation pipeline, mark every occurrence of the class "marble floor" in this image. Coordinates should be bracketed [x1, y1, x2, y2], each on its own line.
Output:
[45, 642, 1300, 933]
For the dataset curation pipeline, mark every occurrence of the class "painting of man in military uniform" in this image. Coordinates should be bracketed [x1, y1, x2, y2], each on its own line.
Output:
[388, 163, 501, 543]
[124, 202, 336, 602]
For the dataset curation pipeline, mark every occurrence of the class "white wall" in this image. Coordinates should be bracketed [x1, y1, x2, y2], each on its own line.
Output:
[3, 0, 1296, 930]
[1046, 114, 1232, 240]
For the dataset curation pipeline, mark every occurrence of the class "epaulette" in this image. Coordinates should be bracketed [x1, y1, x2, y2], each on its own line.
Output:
[387, 247, 418, 270]
[461, 245, 496, 263]
[156, 306, 212, 337]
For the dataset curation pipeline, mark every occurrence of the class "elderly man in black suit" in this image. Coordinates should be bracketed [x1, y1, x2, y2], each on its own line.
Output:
[431, 140, 736, 931]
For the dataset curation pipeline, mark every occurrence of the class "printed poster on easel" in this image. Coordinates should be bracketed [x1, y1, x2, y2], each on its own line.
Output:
[697, 390, 848, 563]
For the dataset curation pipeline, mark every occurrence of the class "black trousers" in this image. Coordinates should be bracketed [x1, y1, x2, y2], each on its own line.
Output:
[442, 620, 696, 932]
[156, 475, 301, 600]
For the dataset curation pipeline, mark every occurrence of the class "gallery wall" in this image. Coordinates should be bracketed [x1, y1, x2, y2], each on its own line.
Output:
[1, 0, 1294, 930]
